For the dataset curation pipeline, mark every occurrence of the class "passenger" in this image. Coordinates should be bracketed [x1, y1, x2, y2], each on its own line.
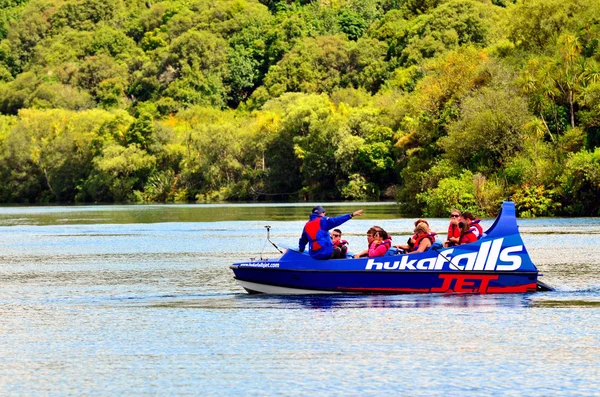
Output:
[395, 219, 429, 253]
[299, 206, 363, 259]
[368, 228, 392, 258]
[353, 226, 378, 258]
[460, 211, 484, 239]
[409, 222, 436, 254]
[331, 228, 349, 258]
[458, 219, 478, 245]
[443, 209, 461, 247]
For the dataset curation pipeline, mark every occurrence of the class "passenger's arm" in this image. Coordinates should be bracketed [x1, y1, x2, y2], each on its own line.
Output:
[354, 249, 368, 258]
[410, 239, 431, 254]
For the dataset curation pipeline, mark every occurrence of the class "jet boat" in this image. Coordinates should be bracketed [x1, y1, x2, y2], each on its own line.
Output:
[229, 201, 553, 294]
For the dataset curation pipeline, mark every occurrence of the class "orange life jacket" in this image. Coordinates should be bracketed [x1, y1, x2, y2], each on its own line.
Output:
[413, 233, 436, 251]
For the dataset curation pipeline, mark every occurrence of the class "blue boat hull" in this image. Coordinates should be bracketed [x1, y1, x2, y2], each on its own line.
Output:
[230, 202, 550, 294]
[232, 268, 538, 294]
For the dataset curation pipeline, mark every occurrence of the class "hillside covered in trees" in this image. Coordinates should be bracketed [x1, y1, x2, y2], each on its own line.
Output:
[1, 0, 599, 216]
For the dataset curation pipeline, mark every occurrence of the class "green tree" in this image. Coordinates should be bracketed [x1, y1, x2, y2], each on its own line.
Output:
[558, 148, 600, 215]
[0, 109, 117, 202]
[439, 86, 532, 171]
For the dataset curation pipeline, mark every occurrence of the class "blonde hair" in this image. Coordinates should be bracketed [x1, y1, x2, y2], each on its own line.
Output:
[414, 222, 430, 234]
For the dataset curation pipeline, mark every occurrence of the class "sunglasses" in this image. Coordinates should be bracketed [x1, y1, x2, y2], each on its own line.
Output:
[451, 214, 460, 218]
[331, 234, 340, 237]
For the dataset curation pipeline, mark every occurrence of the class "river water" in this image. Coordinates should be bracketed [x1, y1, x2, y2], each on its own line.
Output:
[0, 203, 598, 396]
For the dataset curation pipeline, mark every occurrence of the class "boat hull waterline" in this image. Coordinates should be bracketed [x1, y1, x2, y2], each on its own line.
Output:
[230, 202, 552, 295]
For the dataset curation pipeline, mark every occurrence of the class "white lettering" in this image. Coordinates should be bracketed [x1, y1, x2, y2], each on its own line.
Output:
[416, 257, 436, 270]
[472, 241, 491, 271]
[398, 256, 417, 270]
[434, 249, 454, 270]
[450, 252, 477, 271]
[484, 238, 504, 271]
[384, 261, 399, 270]
[365, 259, 383, 270]
[496, 245, 523, 271]
[364, 240, 523, 272]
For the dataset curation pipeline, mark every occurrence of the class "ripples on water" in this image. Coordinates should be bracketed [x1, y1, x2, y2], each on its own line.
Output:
[0, 204, 598, 396]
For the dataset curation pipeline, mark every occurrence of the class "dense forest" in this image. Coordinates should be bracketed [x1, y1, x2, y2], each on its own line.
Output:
[0, 0, 599, 216]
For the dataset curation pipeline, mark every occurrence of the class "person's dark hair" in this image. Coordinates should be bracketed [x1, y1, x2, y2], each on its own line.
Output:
[461, 211, 475, 221]
[458, 221, 470, 232]
[333, 228, 342, 235]
[372, 226, 388, 240]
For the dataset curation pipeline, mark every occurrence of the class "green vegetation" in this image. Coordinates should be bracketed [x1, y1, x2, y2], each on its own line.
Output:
[0, 0, 599, 216]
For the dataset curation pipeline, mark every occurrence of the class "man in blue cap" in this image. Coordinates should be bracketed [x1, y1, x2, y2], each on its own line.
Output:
[299, 205, 363, 259]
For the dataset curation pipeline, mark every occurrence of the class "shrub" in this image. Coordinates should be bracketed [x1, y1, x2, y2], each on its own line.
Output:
[557, 148, 600, 215]
[511, 184, 557, 217]
[416, 171, 479, 217]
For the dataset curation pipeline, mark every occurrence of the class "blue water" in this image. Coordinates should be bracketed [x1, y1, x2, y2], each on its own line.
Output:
[0, 204, 598, 396]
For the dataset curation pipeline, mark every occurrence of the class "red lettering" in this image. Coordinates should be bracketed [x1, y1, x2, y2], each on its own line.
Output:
[431, 274, 500, 293]
[476, 275, 498, 293]
[454, 277, 476, 293]
[430, 274, 454, 292]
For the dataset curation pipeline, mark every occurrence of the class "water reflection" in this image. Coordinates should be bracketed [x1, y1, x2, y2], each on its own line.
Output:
[0, 202, 402, 226]
[131, 291, 543, 310]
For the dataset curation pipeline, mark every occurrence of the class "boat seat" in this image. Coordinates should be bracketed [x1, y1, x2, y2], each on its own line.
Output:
[429, 242, 443, 251]
[385, 247, 403, 256]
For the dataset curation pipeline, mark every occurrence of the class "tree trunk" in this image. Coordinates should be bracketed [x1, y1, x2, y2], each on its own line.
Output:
[540, 115, 555, 143]
[569, 89, 575, 128]
[42, 168, 58, 200]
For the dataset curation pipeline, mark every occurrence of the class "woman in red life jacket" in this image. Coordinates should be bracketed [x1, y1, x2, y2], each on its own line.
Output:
[458, 219, 478, 245]
[443, 209, 461, 247]
[460, 211, 484, 239]
[409, 222, 436, 254]
[368, 228, 392, 258]
[299, 205, 363, 259]
[395, 219, 429, 253]
[331, 228, 349, 258]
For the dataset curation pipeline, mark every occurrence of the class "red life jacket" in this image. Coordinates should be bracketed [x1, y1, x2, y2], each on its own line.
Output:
[447, 223, 460, 240]
[469, 219, 484, 238]
[446, 223, 460, 246]
[460, 228, 478, 245]
[333, 239, 348, 247]
[413, 233, 436, 251]
[304, 218, 323, 251]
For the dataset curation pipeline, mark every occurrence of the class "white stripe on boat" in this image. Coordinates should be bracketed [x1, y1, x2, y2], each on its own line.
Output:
[236, 280, 342, 294]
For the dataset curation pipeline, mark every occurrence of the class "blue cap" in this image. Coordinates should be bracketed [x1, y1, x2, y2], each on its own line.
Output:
[312, 205, 326, 215]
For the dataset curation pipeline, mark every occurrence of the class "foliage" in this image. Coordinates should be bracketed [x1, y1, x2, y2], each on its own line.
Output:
[511, 184, 557, 217]
[558, 148, 600, 215]
[0, 0, 597, 215]
[440, 85, 531, 171]
[415, 171, 479, 217]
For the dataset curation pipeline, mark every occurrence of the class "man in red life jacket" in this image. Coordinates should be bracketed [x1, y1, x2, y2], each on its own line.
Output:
[460, 211, 484, 239]
[299, 206, 363, 259]
[331, 229, 349, 257]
